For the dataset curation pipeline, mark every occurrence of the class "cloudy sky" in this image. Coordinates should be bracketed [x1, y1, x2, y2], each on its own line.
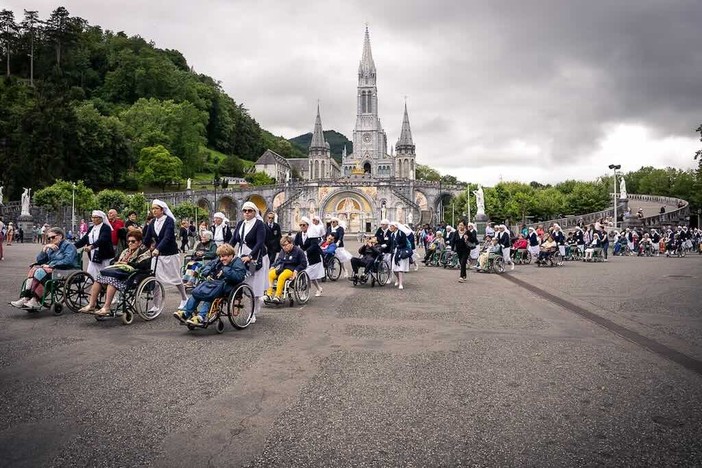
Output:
[8, 0, 702, 184]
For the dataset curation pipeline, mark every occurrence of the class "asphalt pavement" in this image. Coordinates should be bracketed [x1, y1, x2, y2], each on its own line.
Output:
[0, 241, 701, 467]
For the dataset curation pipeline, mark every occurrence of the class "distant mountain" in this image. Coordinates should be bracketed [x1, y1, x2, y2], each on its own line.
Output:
[289, 130, 353, 163]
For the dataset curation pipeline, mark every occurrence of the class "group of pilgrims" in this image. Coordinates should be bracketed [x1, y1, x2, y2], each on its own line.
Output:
[9, 197, 700, 321]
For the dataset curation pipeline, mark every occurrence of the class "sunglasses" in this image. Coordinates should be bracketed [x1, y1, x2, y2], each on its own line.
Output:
[300, 223, 308, 226]
[127, 239, 138, 244]
[242, 209, 255, 213]
[47, 236, 57, 241]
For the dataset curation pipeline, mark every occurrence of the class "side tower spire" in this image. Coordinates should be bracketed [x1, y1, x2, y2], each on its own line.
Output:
[308, 103, 332, 180]
[395, 101, 416, 180]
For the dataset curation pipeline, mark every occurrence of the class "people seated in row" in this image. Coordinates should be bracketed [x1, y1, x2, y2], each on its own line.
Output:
[10, 228, 78, 310]
[476, 237, 501, 270]
[174, 243, 247, 326]
[512, 234, 527, 250]
[350, 236, 382, 281]
[182, 230, 218, 287]
[265, 235, 307, 304]
[78, 230, 152, 316]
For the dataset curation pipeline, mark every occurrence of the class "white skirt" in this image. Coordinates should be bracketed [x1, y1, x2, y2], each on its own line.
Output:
[306, 261, 325, 280]
[335, 247, 353, 263]
[245, 255, 270, 297]
[87, 259, 111, 279]
[152, 254, 183, 286]
[392, 250, 409, 273]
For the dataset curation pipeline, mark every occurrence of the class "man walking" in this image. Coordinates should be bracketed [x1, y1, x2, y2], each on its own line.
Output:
[266, 212, 282, 263]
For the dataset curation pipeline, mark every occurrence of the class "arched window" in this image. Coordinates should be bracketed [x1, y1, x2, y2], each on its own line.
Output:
[321, 160, 326, 179]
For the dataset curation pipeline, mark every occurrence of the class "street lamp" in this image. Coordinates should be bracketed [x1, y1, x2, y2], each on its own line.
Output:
[213, 176, 221, 221]
[608, 164, 621, 230]
[71, 183, 76, 235]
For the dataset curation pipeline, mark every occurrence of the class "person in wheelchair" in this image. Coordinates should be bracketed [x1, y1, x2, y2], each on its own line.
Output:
[476, 237, 500, 271]
[321, 234, 337, 263]
[78, 230, 152, 316]
[350, 236, 382, 282]
[638, 233, 653, 256]
[265, 235, 307, 304]
[173, 243, 247, 326]
[182, 230, 218, 288]
[10, 227, 78, 310]
[535, 234, 558, 265]
[422, 231, 445, 263]
[583, 233, 601, 260]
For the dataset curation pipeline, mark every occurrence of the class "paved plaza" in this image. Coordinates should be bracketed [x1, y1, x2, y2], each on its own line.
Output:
[0, 241, 701, 467]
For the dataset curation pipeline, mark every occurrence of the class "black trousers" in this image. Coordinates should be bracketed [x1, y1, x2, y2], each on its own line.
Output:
[458, 250, 469, 278]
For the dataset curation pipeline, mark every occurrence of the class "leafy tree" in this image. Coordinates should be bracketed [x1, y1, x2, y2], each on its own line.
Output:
[219, 154, 244, 177]
[95, 189, 128, 212]
[245, 171, 275, 186]
[416, 164, 441, 181]
[172, 201, 208, 221]
[565, 182, 608, 215]
[123, 193, 148, 221]
[137, 144, 183, 190]
[33, 180, 95, 226]
[0, 9, 18, 77]
[20, 10, 39, 85]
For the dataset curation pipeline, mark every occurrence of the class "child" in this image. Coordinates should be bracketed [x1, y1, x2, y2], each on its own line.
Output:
[173, 244, 247, 326]
[266, 235, 307, 304]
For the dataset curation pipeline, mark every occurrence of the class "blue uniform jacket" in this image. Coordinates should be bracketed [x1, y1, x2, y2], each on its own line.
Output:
[143, 216, 179, 256]
[74, 224, 115, 263]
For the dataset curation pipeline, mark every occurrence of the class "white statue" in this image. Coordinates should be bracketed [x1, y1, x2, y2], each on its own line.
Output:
[186, 178, 192, 190]
[473, 185, 485, 215]
[619, 177, 627, 199]
[21, 188, 31, 216]
[380, 201, 387, 220]
[0, 186, 4, 205]
[407, 210, 414, 225]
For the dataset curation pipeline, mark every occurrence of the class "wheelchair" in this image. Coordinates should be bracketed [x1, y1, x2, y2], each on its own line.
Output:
[511, 249, 532, 265]
[535, 249, 563, 267]
[185, 283, 255, 333]
[440, 248, 459, 269]
[65, 262, 166, 325]
[181, 253, 215, 289]
[476, 253, 506, 274]
[583, 247, 605, 262]
[16, 250, 84, 315]
[424, 248, 443, 267]
[351, 257, 391, 287]
[323, 254, 341, 281]
[263, 270, 311, 307]
[565, 245, 584, 261]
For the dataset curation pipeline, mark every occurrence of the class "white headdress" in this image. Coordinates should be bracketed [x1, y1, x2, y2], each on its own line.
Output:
[213, 211, 229, 224]
[242, 201, 263, 221]
[152, 199, 176, 222]
[300, 216, 311, 226]
[91, 210, 113, 230]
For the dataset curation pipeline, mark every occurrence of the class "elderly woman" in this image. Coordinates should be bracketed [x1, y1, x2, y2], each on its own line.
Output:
[10, 228, 77, 310]
[230, 201, 269, 322]
[211, 211, 232, 246]
[143, 199, 189, 309]
[78, 230, 152, 316]
[182, 230, 218, 287]
[294, 217, 324, 297]
[74, 210, 115, 278]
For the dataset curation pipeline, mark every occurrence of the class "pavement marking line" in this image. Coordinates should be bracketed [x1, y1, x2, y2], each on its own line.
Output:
[500, 274, 702, 376]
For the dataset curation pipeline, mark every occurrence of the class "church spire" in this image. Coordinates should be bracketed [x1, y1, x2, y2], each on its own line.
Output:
[358, 25, 376, 76]
[310, 103, 327, 150]
[396, 101, 414, 149]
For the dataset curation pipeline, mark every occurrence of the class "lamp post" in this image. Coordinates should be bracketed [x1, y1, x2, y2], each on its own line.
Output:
[608, 164, 621, 230]
[213, 176, 221, 222]
[71, 183, 76, 235]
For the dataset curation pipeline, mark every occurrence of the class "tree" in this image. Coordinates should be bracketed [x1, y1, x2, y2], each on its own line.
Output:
[416, 164, 441, 181]
[0, 9, 18, 77]
[137, 144, 183, 190]
[95, 189, 128, 212]
[172, 201, 208, 221]
[123, 193, 148, 221]
[21, 10, 39, 85]
[245, 171, 275, 186]
[33, 180, 95, 227]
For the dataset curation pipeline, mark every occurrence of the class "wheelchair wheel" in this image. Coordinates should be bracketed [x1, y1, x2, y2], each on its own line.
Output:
[135, 277, 165, 321]
[376, 260, 390, 286]
[293, 271, 310, 305]
[216, 319, 225, 334]
[121, 309, 134, 325]
[326, 257, 342, 281]
[227, 283, 254, 329]
[525, 252, 532, 264]
[552, 253, 564, 266]
[64, 272, 94, 313]
[492, 257, 505, 274]
[51, 303, 63, 316]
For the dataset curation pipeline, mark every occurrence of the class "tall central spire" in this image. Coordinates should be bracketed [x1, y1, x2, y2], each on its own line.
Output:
[310, 103, 326, 149]
[358, 25, 376, 76]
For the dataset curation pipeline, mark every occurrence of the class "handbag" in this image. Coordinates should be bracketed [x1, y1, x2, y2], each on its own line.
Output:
[191, 280, 227, 301]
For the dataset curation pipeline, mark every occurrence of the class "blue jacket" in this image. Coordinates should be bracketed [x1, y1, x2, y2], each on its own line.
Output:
[35, 240, 79, 268]
[328, 225, 345, 247]
[143, 216, 179, 256]
[272, 246, 308, 272]
[74, 224, 115, 263]
[200, 257, 247, 292]
[230, 219, 268, 261]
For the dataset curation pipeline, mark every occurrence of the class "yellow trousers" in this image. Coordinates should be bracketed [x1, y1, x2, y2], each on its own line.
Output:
[267, 268, 294, 297]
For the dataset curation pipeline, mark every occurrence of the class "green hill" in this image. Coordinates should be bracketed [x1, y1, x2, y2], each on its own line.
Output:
[289, 130, 353, 163]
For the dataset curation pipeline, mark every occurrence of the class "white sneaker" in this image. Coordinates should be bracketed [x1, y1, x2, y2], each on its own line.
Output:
[398, 285, 404, 290]
[10, 297, 29, 308]
[178, 299, 187, 309]
[25, 297, 41, 310]
[511, 263, 515, 271]
[250, 314, 256, 324]
[315, 289, 322, 297]
[394, 281, 399, 286]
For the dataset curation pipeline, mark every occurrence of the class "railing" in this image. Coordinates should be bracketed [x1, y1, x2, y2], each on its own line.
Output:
[631, 194, 689, 228]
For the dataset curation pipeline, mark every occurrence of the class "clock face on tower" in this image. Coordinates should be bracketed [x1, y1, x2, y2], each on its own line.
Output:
[363, 134, 371, 143]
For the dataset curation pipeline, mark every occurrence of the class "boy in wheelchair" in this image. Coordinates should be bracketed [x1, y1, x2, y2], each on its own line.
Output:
[265, 235, 307, 304]
[173, 243, 247, 326]
[349, 236, 382, 283]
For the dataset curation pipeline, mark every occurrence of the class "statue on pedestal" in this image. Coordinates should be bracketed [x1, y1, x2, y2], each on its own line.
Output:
[473, 185, 485, 215]
[186, 178, 192, 190]
[0, 186, 4, 206]
[21, 188, 31, 216]
[619, 177, 627, 199]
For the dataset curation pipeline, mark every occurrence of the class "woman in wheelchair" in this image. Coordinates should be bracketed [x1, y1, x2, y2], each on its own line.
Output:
[422, 231, 444, 264]
[173, 243, 247, 326]
[265, 236, 307, 304]
[182, 230, 217, 287]
[10, 227, 77, 310]
[535, 234, 558, 264]
[583, 233, 601, 260]
[476, 237, 500, 271]
[78, 230, 152, 316]
[350, 236, 382, 282]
